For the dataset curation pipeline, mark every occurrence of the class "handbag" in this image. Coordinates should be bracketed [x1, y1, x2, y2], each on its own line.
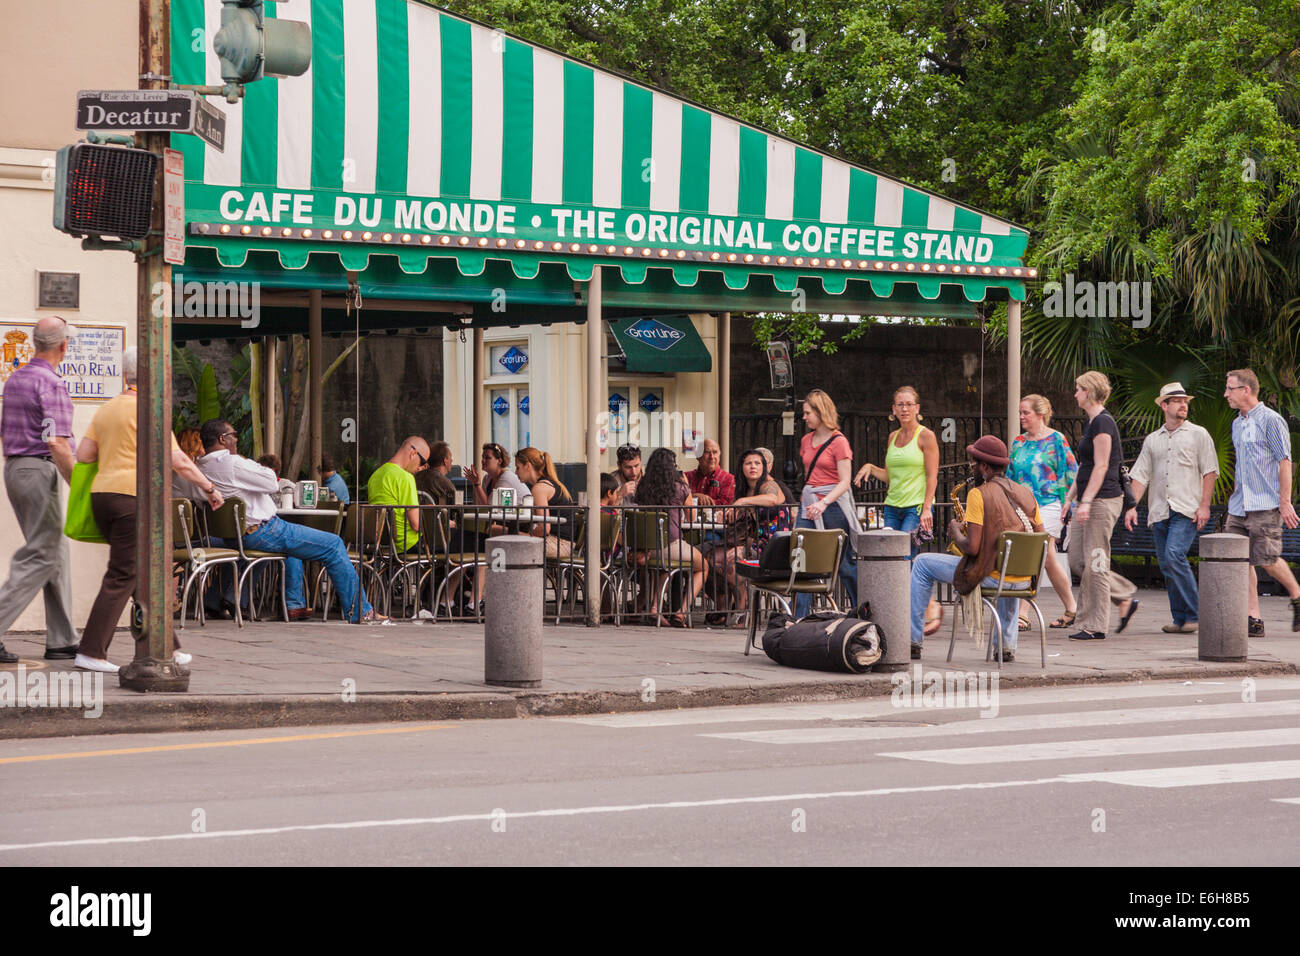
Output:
[64, 461, 106, 543]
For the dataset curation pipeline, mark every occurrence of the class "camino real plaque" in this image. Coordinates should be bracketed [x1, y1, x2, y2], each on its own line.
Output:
[37, 272, 80, 310]
[0, 321, 125, 401]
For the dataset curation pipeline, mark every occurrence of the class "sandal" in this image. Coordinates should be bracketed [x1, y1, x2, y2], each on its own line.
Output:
[1049, 611, 1077, 629]
[1018, 616, 1031, 632]
[665, 613, 688, 628]
[923, 603, 944, 637]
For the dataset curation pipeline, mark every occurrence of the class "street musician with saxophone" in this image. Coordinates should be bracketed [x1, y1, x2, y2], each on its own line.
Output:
[909, 436, 1044, 662]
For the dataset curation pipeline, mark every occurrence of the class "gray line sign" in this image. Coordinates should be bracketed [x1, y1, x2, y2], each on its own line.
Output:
[76, 90, 226, 152]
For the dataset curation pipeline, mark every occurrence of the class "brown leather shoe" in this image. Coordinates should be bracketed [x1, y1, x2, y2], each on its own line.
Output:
[288, 607, 315, 621]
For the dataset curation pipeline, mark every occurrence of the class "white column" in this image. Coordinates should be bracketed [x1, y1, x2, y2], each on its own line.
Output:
[1006, 299, 1022, 447]
[718, 311, 731, 471]
[586, 268, 603, 626]
[472, 328, 485, 453]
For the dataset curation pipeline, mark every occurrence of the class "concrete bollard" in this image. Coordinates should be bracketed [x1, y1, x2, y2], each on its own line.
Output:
[1198, 533, 1250, 662]
[484, 535, 544, 687]
[857, 529, 912, 672]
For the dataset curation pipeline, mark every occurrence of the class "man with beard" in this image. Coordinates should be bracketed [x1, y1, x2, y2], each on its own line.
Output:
[1123, 383, 1218, 633]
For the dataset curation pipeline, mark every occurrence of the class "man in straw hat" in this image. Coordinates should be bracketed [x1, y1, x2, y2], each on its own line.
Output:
[909, 435, 1044, 662]
[1123, 383, 1218, 633]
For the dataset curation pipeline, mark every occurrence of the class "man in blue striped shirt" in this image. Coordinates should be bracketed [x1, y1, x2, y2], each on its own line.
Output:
[1224, 369, 1300, 635]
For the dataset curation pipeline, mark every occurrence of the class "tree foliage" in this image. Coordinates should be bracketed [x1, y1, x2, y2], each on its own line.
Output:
[439, 0, 1300, 422]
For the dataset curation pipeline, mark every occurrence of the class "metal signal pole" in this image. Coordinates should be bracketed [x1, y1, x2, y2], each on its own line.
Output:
[121, 0, 187, 692]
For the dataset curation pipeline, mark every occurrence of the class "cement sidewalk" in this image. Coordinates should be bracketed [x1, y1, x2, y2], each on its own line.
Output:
[3, 586, 1298, 738]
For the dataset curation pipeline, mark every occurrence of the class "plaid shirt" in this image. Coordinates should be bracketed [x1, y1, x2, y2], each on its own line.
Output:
[1, 357, 74, 458]
[686, 466, 735, 505]
[1229, 402, 1291, 516]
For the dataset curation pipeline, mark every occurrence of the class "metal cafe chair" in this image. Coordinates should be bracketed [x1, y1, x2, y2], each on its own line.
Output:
[203, 497, 289, 627]
[946, 531, 1050, 669]
[172, 497, 241, 628]
[743, 528, 846, 655]
[428, 508, 490, 622]
[619, 509, 695, 628]
[316, 503, 386, 622]
[562, 509, 624, 625]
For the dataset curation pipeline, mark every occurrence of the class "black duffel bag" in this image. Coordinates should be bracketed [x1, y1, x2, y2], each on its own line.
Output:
[761, 605, 885, 674]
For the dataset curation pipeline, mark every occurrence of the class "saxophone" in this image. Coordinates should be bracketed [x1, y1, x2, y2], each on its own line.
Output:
[947, 475, 979, 555]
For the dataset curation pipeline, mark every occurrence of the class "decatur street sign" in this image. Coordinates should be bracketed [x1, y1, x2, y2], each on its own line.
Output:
[76, 90, 227, 152]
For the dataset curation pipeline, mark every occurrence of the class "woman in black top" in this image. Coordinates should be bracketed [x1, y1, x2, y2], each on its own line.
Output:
[514, 447, 579, 554]
[1064, 370, 1138, 640]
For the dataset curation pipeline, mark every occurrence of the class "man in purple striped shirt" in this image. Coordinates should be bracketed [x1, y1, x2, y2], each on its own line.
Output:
[0, 316, 80, 662]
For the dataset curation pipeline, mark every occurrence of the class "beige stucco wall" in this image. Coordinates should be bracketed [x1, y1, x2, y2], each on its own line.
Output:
[0, 0, 137, 151]
[0, 1, 139, 634]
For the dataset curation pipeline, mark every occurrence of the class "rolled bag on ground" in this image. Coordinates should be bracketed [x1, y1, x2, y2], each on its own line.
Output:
[762, 608, 885, 674]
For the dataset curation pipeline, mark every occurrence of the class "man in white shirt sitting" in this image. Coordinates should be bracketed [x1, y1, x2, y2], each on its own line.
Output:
[196, 419, 381, 623]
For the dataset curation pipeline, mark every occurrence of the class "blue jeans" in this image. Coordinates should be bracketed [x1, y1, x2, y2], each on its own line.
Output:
[1153, 512, 1199, 626]
[910, 552, 1027, 650]
[207, 540, 306, 610]
[242, 516, 372, 621]
[793, 508, 858, 617]
[883, 503, 922, 558]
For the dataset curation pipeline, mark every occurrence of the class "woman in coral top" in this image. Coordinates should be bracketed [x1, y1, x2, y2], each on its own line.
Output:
[794, 389, 862, 617]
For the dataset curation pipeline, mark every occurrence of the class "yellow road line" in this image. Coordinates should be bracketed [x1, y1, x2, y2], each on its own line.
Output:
[0, 723, 455, 764]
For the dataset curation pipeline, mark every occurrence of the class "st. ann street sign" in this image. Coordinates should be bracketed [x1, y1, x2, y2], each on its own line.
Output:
[76, 90, 226, 152]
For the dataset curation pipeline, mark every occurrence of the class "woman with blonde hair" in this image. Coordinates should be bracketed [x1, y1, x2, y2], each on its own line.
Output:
[854, 385, 940, 631]
[1065, 371, 1138, 640]
[854, 385, 939, 545]
[514, 446, 580, 560]
[1008, 394, 1079, 629]
[795, 388, 863, 616]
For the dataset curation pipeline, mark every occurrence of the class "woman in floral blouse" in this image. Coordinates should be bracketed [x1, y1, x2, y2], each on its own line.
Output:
[1008, 394, 1079, 629]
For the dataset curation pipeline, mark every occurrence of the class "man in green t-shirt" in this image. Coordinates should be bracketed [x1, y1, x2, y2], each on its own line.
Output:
[368, 436, 430, 551]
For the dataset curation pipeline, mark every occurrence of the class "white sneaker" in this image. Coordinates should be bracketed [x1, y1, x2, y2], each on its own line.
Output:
[173, 650, 193, 666]
[75, 654, 119, 673]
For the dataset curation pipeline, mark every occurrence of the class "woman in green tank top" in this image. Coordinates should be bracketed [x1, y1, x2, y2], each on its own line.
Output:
[855, 385, 940, 633]
[854, 386, 939, 534]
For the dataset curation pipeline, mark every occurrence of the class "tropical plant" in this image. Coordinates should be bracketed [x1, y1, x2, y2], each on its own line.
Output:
[173, 345, 253, 447]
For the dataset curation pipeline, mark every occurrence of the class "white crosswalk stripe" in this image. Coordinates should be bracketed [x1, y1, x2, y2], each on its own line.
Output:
[1061, 760, 1300, 788]
[1272, 797, 1300, 805]
[879, 728, 1300, 764]
[704, 699, 1300, 745]
[558, 678, 1300, 728]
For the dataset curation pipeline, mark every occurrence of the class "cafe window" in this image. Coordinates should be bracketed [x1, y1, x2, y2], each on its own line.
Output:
[607, 382, 671, 453]
[485, 340, 530, 454]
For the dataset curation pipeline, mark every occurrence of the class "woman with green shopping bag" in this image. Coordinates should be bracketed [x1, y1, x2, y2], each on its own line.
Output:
[73, 348, 223, 673]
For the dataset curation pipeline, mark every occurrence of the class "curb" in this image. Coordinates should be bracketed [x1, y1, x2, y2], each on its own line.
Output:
[2, 658, 1296, 740]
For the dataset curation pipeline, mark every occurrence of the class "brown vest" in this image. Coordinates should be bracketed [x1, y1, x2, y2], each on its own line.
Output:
[953, 475, 1041, 595]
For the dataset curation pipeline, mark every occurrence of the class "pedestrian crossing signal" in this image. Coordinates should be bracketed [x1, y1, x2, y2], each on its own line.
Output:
[52, 143, 158, 241]
[214, 1, 312, 85]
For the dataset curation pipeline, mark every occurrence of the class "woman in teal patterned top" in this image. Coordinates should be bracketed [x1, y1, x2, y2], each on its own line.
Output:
[1008, 394, 1079, 629]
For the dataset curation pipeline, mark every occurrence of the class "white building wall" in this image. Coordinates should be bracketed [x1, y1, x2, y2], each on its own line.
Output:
[0, 149, 137, 633]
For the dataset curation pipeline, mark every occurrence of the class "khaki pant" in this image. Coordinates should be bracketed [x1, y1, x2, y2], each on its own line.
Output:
[0, 457, 78, 650]
[1067, 495, 1136, 633]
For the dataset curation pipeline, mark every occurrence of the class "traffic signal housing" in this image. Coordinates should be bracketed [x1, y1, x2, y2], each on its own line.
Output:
[213, 0, 312, 84]
[52, 143, 159, 241]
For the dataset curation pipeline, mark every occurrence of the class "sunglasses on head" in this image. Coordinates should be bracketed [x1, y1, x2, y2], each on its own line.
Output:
[617, 444, 640, 461]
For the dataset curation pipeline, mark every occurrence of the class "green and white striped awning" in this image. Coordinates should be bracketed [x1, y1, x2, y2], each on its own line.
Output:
[170, 0, 1031, 308]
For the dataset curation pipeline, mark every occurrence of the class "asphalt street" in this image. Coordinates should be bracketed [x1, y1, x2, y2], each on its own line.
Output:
[3, 677, 1299, 867]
